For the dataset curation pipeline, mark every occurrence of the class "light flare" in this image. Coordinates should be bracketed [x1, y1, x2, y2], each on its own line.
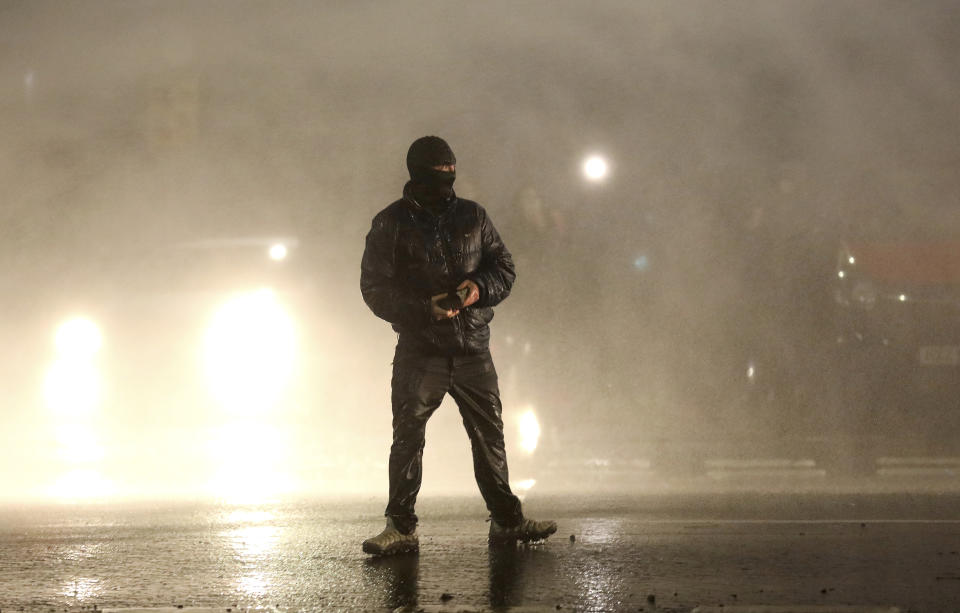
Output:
[47, 469, 114, 501]
[54, 317, 102, 359]
[54, 424, 105, 464]
[517, 408, 541, 455]
[44, 360, 101, 416]
[45, 318, 104, 416]
[204, 289, 297, 415]
[207, 421, 296, 503]
[512, 478, 536, 493]
[583, 155, 609, 181]
[224, 509, 276, 524]
[269, 244, 288, 261]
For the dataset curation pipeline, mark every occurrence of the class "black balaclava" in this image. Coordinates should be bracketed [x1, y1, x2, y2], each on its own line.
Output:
[406, 136, 456, 214]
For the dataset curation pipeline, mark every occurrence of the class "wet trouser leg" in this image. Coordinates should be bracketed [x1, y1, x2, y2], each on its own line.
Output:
[385, 349, 522, 533]
[385, 352, 447, 534]
[449, 351, 523, 527]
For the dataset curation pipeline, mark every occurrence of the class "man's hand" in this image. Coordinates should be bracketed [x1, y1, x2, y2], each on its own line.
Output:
[431, 292, 460, 320]
[457, 279, 480, 307]
[430, 280, 478, 320]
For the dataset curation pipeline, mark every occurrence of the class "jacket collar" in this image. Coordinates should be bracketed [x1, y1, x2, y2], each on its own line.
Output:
[402, 180, 458, 218]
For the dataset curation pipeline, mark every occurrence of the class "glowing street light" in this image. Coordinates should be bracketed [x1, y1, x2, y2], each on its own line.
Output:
[269, 244, 288, 261]
[582, 155, 609, 182]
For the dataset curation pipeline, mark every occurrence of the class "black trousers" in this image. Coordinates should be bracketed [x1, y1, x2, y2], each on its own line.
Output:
[385, 346, 523, 534]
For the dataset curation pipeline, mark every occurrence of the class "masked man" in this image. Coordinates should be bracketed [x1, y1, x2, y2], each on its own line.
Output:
[360, 136, 556, 555]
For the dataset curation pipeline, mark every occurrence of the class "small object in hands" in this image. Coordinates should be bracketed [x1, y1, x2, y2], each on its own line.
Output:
[436, 286, 469, 311]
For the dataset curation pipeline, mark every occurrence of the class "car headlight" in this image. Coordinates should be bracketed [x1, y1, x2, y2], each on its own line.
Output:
[517, 407, 541, 455]
[204, 289, 297, 414]
[44, 317, 103, 416]
[54, 317, 103, 359]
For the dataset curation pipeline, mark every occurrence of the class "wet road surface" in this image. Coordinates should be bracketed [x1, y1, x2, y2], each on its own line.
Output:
[1, 494, 959, 612]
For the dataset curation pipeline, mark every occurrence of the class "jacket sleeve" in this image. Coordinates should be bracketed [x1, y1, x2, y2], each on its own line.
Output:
[361, 211, 431, 328]
[468, 207, 516, 308]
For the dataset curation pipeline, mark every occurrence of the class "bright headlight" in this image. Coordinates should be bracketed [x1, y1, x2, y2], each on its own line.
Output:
[45, 317, 103, 415]
[54, 317, 102, 359]
[44, 360, 101, 416]
[517, 408, 541, 455]
[204, 289, 297, 414]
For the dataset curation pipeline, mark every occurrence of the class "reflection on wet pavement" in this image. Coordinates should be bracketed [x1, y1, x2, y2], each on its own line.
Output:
[1, 495, 959, 611]
[487, 543, 558, 608]
[61, 577, 102, 603]
[363, 552, 419, 609]
[225, 525, 279, 596]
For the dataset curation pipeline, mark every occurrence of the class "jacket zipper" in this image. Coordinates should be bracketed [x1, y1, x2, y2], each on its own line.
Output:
[436, 212, 466, 351]
[406, 194, 467, 351]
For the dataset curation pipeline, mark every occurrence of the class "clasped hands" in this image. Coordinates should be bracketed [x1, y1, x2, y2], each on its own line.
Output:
[431, 279, 480, 320]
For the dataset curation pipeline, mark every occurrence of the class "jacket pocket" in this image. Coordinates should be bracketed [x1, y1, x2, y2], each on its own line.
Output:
[463, 307, 494, 330]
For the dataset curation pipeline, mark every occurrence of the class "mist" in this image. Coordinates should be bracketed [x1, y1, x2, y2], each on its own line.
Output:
[3, 0, 959, 502]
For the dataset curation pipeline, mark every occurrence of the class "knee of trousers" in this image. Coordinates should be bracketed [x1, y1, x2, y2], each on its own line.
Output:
[391, 428, 426, 449]
[390, 414, 430, 452]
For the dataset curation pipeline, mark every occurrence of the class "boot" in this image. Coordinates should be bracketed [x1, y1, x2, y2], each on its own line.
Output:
[362, 517, 419, 555]
[488, 516, 557, 545]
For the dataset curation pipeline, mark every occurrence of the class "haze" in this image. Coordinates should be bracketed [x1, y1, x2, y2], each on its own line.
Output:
[2, 1, 959, 503]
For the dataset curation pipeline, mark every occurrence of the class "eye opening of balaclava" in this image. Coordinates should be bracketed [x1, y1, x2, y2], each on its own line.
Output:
[407, 136, 457, 205]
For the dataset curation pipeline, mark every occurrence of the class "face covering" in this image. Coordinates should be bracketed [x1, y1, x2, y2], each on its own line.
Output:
[412, 168, 456, 209]
[406, 136, 457, 211]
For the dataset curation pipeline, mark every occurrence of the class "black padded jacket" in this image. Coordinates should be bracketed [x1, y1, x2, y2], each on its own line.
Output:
[361, 182, 516, 355]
